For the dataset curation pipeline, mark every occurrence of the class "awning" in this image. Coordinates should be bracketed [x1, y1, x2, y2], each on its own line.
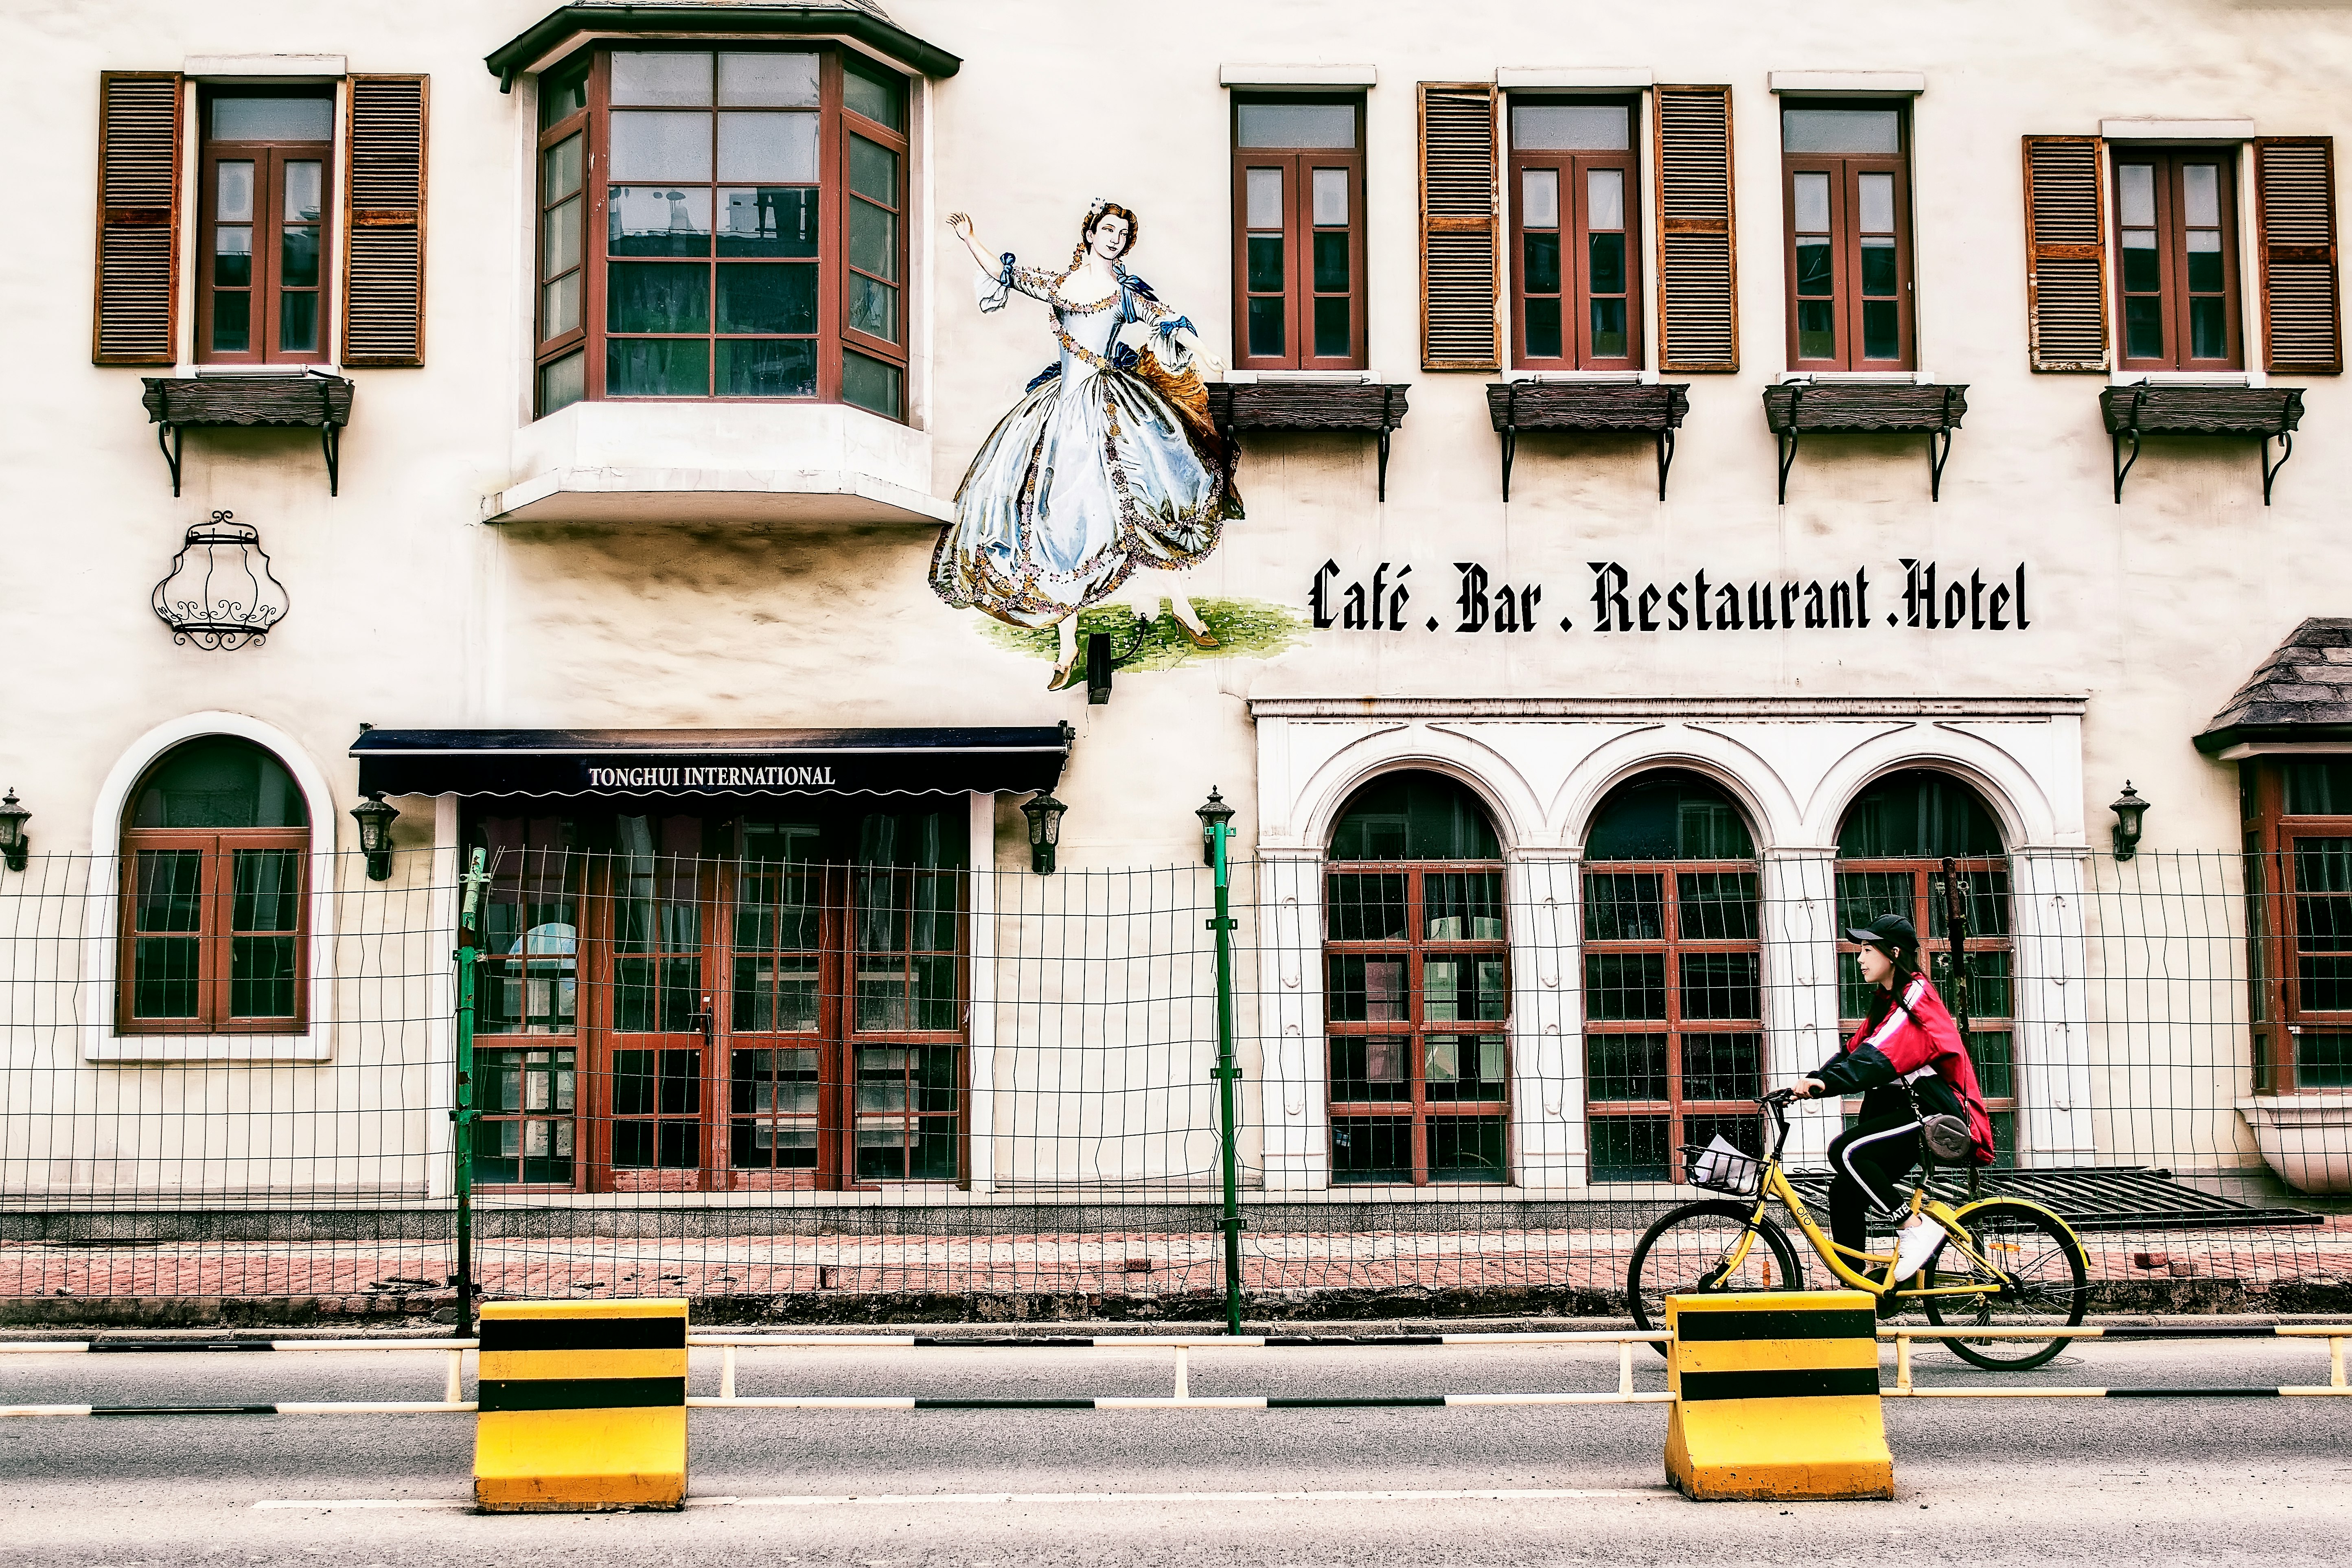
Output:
[2195, 617, 2352, 755]
[352, 726, 1068, 799]
[484, 4, 964, 87]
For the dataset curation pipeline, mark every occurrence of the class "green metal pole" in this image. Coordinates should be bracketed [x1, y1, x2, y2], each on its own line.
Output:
[1206, 808, 1244, 1336]
[453, 847, 487, 1338]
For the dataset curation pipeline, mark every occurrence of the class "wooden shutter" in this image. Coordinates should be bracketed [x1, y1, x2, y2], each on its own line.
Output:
[1419, 83, 1498, 370]
[342, 74, 428, 367]
[92, 71, 183, 366]
[2021, 136, 2108, 372]
[2256, 137, 2341, 374]
[1653, 85, 1737, 372]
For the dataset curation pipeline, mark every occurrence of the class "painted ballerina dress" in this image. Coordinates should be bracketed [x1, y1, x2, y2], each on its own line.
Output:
[929, 254, 1243, 629]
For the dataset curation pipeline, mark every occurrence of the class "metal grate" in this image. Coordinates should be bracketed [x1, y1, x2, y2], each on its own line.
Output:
[1783, 1164, 2329, 1235]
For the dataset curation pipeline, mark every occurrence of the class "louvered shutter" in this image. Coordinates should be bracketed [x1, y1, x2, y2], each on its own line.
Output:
[2021, 136, 2108, 372]
[1653, 85, 1737, 372]
[342, 74, 428, 367]
[1419, 83, 1498, 370]
[2256, 137, 2341, 375]
[92, 71, 183, 366]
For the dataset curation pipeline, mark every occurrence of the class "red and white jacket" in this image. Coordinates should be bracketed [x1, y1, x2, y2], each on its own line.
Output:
[1813, 973, 1997, 1165]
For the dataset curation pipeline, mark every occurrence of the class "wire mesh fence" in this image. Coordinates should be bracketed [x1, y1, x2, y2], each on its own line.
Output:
[2, 833, 2347, 1323]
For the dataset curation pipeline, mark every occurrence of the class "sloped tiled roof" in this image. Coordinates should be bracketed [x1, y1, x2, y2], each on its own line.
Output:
[486, 2, 959, 81]
[2195, 619, 2352, 753]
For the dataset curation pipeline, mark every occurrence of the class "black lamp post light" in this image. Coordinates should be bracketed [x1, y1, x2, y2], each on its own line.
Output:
[2110, 782, 2150, 861]
[350, 793, 400, 881]
[1196, 786, 1235, 867]
[1021, 791, 1067, 875]
[152, 510, 290, 651]
[0, 789, 28, 873]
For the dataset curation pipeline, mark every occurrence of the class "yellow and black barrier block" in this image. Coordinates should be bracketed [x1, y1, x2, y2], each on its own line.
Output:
[474, 1299, 688, 1512]
[1664, 1290, 1894, 1501]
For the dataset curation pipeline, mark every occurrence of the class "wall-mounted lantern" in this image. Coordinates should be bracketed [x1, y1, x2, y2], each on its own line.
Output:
[2110, 782, 2150, 861]
[1021, 791, 1067, 875]
[1196, 786, 1235, 867]
[350, 792, 399, 881]
[152, 510, 290, 651]
[0, 789, 28, 872]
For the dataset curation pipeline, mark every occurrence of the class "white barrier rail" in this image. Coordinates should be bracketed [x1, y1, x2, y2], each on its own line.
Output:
[1880, 1324, 2352, 1398]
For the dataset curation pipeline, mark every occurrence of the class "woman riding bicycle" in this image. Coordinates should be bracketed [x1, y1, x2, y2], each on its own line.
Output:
[1796, 913, 1997, 1292]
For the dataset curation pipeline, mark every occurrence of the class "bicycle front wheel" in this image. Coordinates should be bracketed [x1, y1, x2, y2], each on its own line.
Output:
[1921, 1198, 2089, 1371]
[1627, 1199, 1804, 1354]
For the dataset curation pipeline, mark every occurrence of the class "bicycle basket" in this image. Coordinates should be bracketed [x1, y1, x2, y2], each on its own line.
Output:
[1684, 1134, 1762, 1196]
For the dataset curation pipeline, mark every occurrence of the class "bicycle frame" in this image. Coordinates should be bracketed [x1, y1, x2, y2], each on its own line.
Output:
[1715, 1095, 2059, 1303]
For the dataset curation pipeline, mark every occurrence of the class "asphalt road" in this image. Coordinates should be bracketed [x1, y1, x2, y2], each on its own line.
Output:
[3, 1334, 2348, 1566]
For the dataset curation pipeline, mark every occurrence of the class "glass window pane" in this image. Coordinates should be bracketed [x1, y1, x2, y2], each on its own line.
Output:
[719, 52, 818, 107]
[1584, 952, 1667, 1022]
[843, 57, 907, 130]
[217, 161, 255, 224]
[2125, 295, 2164, 359]
[1582, 874, 1664, 941]
[543, 135, 583, 202]
[283, 161, 321, 223]
[1247, 235, 1284, 293]
[2186, 230, 2224, 292]
[1680, 952, 1761, 1020]
[1247, 296, 1284, 357]
[1312, 166, 1349, 226]
[2183, 162, 2221, 228]
[278, 293, 318, 353]
[1327, 875, 1409, 942]
[1781, 107, 1899, 153]
[1520, 167, 1559, 230]
[1237, 101, 1356, 149]
[612, 111, 713, 181]
[2118, 163, 2156, 228]
[1588, 1034, 1668, 1103]
[1862, 298, 1899, 360]
[1588, 167, 1625, 231]
[215, 226, 252, 288]
[134, 937, 201, 1018]
[1511, 102, 1630, 151]
[1590, 1115, 1669, 1182]
[2189, 296, 2227, 359]
[1676, 872, 1759, 940]
[281, 225, 319, 288]
[612, 51, 713, 106]
[210, 290, 250, 353]
[1793, 171, 1831, 235]
[1313, 295, 1350, 357]
[1331, 1115, 1411, 1181]
[1796, 239, 1834, 298]
[1313, 230, 1349, 293]
[850, 136, 899, 206]
[211, 95, 333, 141]
[1859, 236, 1897, 294]
[1596, 295, 1631, 356]
[1798, 299, 1835, 358]
[1526, 296, 1562, 358]
[538, 350, 585, 414]
[539, 64, 589, 129]
[609, 186, 712, 256]
[842, 349, 902, 417]
[1245, 166, 1283, 230]
[716, 262, 816, 334]
[719, 187, 819, 257]
[719, 111, 818, 183]
[849, 274, 900, 341]
[607, 335, 709, 396]
[1588, 231, 1625, 294]
[232, 850, 300, 932]
[1428, 1116, 1506, 1181]
[543, 272, 580, 338]
[230, 935, 297, 1018]
[1682, 1033, 1763, 1103]
[850, 198, 898, 281]
[543, 195, 584, 276]
[1523, 231, 1560, 295]
[1857, 171, 1893, 234]
[2122, 230, 2160, 293]
[607, 261, 709, 333]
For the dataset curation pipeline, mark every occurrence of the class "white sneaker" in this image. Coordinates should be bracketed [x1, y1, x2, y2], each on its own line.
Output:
[1894, 1217, 1947, 1280]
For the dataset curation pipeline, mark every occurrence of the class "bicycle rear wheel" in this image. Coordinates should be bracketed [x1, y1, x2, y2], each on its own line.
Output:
[1920, 1198, 2088, 1371]
[1627, 1199, 1804, 1355]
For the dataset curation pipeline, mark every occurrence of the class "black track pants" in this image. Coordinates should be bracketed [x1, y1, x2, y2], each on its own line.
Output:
[1826, 1118, 1921, 1261]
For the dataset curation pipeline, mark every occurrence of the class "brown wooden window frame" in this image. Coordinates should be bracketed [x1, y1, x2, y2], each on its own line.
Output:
[1323, 860, 1511, 1186]
[118, 827, 311, 1036]
[532, 44, 913, 421]
[1507, 96, 1642, 372]
[2242, 759, 2352, 1095]
[195, 87, 335, 367]
[1781, 99, 1916, 373]
[1231, 94, 1368, 372]
[2111, 146, 2247, 372]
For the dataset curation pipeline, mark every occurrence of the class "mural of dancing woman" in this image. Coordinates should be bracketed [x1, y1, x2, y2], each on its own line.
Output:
[931, 199, 1244, 690]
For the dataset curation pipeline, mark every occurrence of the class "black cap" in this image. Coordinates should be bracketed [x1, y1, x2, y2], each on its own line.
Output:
[1845, 912, 1920, 957]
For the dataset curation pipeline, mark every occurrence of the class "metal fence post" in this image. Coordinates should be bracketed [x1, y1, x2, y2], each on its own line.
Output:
[453, 847, 487, 1337]
[1198, 791, 1244, 1335]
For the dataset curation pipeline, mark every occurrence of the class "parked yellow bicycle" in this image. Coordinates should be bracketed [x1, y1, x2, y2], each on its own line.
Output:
[1626, 1088, 2090, 1370]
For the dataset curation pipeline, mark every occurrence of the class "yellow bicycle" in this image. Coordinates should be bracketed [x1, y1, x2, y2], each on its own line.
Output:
[1626, 1089, 2089, 1370]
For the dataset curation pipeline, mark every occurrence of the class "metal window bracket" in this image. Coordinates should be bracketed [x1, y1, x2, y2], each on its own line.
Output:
[2262, 428, 2293, 506]
[1376, 383, 1395, 504]
[1774, 384, 1805, 505]
[1656, 426, 1676, 502]
[156, 423, 184, 498]
[1926, 384, 1959, 501]
[2111, 385, 2147, 504]
[1499, 381, 1520, 502]
[151, 419, 342, 499]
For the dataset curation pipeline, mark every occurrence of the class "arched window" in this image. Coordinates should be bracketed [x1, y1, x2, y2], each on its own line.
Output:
[1835, 769, 2015, 1164]
[118, 736, 310, 1033]
[1582, 770, 1761, 1183]
[1325, 771, 1508, 1184]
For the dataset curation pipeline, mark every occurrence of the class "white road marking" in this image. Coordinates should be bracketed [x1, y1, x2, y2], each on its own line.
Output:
[254, 1500, 472, 1511]
[253, 1486, 1673, 1512]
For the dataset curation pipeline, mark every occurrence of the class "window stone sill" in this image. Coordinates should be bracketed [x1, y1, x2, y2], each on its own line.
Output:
[485, 399, 949, 526]
[85, 1032, 331, 1064]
